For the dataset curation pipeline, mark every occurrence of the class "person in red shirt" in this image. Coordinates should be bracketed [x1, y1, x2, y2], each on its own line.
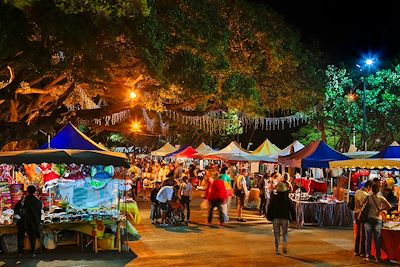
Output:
[207, 174, 228, 226]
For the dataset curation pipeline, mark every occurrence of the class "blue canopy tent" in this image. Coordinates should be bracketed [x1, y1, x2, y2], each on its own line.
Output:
[370, 143, 400, 158]
[21, 122, 129, 167]
[302, 142, 350, 168]
[279, 140, 350, 168]
[39, 122, 107, 151]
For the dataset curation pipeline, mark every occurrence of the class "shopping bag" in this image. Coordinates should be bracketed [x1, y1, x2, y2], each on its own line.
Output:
[42, 232, 57, 250]
[357, 196, 370, 223]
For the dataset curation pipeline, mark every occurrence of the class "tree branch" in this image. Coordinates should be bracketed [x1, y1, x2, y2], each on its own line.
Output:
[165, 96, 209, 110]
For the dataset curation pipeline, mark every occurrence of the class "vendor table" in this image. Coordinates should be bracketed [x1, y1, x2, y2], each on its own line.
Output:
[294, 178, 327, 193]
[0, 220, 122, 253]
[371, 229, 400, 263]
[292, 200, 352, 227]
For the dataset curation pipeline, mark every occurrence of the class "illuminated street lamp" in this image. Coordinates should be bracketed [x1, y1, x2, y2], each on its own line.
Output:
[357, 56, 377, 151]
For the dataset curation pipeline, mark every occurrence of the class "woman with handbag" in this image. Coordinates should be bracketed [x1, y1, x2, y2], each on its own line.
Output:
[364, 184, 391, 263]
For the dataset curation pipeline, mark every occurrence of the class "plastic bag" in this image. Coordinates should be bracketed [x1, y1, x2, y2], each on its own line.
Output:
[42, 232, 57, 250]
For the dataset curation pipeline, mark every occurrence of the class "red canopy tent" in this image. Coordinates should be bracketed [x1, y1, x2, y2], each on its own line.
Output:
[166, 146, 198, 159]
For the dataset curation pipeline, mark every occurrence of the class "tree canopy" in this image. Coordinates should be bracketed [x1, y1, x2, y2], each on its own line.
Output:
[298, 64, 400, 151]
[0, 0, 325, 150]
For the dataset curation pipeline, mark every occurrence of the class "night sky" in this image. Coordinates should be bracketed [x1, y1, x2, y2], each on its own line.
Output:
[265, 0, 400, 61]
[242, 1, 400, 150]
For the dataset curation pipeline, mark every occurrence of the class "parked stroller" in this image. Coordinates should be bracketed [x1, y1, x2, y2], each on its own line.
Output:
[165, 197, 187, 226]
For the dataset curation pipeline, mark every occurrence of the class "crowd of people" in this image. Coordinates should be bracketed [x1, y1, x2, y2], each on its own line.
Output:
[128, 158, 297, 254]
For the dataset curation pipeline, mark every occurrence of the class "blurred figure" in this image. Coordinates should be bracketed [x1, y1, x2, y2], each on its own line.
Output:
[207, 173, 228, 226]
[219, 165, 232, 222]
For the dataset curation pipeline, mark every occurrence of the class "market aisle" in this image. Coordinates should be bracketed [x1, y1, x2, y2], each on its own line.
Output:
[126, 190, 383, 266]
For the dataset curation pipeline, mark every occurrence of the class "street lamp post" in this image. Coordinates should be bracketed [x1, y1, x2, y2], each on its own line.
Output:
[359, 57, 375, 152]
[362, 77, 367, 152]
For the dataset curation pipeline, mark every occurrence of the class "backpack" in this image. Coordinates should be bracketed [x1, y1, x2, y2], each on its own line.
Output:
[357, 196, 370, 223]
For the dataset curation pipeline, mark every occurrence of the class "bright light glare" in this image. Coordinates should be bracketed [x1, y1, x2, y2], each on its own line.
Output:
[348, 93, 357, 101]
[130, 91, 137, 99]
[131, 122, 141, 132]
[365, 58, 374, 66]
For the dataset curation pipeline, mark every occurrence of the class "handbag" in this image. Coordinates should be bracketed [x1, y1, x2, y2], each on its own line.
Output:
[357, 196, 370, 223]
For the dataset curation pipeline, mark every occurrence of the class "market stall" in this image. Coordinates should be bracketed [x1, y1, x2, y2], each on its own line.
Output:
[0, 123, 139, 254]
[330, 143, 400, 263]
[278, 140, 352, 227]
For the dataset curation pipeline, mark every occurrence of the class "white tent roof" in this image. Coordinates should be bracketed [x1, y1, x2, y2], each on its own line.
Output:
[204, 141, 275, 162]
[151, 142, 178, 156]
[194, 142, 216, 156]
[343, 151, 379, 159]
[272, 140, 304, 159]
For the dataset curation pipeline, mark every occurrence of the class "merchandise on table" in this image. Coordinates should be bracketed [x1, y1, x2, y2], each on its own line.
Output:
[383, 211, 400, 230]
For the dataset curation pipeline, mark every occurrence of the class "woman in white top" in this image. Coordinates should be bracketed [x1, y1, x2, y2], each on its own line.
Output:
[364, 184, 391, 262]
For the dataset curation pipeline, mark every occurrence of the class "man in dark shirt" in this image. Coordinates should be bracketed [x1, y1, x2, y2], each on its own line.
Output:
[14, 185, 42, 262]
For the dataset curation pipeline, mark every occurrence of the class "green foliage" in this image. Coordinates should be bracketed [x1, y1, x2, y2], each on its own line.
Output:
[291, 125, 337, 148]
[165, 51, 217, 95]
[308, 64, 400, 151]
[4, 0, 147, 17]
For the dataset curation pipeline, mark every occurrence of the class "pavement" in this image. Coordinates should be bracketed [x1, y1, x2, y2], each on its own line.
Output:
[1, 190, 395, 266]
[127, 190, 393, 267]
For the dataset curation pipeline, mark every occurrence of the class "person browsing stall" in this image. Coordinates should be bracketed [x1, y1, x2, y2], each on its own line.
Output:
[14, 185, 43, 263]
[364, 184, 391, 263]
[156, 184, 180, 226]
[150, 181, 162, 224]
[353, 180, 373, 257]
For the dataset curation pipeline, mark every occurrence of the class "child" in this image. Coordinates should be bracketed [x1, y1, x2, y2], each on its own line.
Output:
[150, 181, 162, 224]
[180, 176, 193, 222]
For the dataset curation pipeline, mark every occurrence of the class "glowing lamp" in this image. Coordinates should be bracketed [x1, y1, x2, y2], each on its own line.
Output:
[130, 91, 137, 99]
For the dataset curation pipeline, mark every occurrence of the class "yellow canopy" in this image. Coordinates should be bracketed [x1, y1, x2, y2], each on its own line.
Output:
[251, 139, 281, 156]
[329, 158, 400, 169]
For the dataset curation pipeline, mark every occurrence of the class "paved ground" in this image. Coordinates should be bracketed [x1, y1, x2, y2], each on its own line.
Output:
[127, 190, 392, 267]
[1, 190, 394, 266]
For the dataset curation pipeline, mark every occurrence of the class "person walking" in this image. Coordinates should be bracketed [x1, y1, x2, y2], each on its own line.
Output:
[180, 176, 193, 223]
[13, 185, 43, 263]
[267, 182, 296, 255]
[234, 169, 248, 222]
[219, 165, 232, 223]
[207, 174, 228, 226]
[364, 184, 391, 263]
[353, 180, 373, 257]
